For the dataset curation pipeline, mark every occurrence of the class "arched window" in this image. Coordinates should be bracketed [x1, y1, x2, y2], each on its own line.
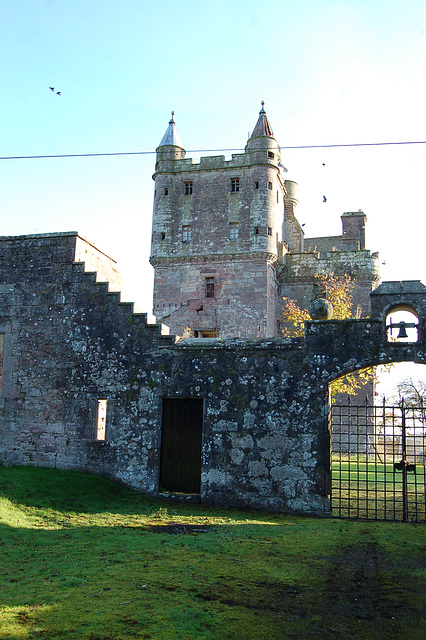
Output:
[385, 307, 419, 343]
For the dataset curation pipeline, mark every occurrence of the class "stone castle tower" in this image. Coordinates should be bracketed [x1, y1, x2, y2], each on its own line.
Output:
[150, 104, 380, 337]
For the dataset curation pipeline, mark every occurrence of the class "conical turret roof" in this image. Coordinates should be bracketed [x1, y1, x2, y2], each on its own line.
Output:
[250, 102, 274, 138]
[158, 111, 184, 148]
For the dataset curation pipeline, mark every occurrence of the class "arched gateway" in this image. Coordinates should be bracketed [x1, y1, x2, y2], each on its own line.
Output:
[0, 233, 424, 520]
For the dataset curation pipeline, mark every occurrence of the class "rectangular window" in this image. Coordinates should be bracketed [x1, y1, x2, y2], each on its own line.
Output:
[205, 277, 215, 298]
[96, 399, 107, 441]
[164, 188, 169, 195]
[268, 151, 275, 159]
[229, 222, 239, 240]
[182, 225, 191, 243]
[231, 178, 240, 192]
[254, 181, 259, 189]
[268, 181, 273, 190]
[268, 227, 272, 236]
[161, 232, 166, 240]
[199, 330, 217, 338]
[254, 227, 259, 235]
[184, 181, 193, 195]
[0, 334, 4, 391]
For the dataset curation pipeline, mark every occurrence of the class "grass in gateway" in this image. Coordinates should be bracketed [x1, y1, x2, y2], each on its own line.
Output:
[331, 455, 426, 521]
[0, 466, 425, 640]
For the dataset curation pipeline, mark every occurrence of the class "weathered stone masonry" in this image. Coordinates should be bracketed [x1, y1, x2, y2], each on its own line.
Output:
[150, 107, 380, 339]
[1, 232, 425, 515]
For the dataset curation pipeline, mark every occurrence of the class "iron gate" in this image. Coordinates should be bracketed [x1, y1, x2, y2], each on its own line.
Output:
[331, 398, 426, 522]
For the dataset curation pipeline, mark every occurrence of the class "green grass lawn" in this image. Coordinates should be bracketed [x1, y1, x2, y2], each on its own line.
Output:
[332, 457, 426, 521]
[0, 466, 425, 640]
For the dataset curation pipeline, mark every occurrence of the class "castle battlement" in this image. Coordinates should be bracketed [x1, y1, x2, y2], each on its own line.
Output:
[150, 106, 379, 338]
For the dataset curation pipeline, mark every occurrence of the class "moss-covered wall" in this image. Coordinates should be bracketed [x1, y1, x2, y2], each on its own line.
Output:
[1, 234, 425, 515]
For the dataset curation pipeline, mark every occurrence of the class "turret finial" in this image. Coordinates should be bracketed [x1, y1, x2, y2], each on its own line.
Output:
[158, 110, 184, 149]
[248, 102, 273, 139]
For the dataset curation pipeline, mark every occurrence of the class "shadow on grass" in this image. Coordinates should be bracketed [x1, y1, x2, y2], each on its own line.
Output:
[0, 465, 156, 515]
[1, 518, 425, 640]
[1, 466, 425, 640]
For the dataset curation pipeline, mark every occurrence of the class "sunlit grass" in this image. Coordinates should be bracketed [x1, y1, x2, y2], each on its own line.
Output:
[1, 466, 425, 640]
[331, 455, 426, 521]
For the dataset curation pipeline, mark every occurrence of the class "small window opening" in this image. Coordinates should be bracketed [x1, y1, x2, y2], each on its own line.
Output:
[184, 181, 193, 195]
[277, 190, 279, 202]
[254, 181, 259, 190]
[0, 334, 4, 391]
[164, 188, 169, 195]
[199, 330, 217, 338]
[231, 178, 240, 192]
[205, 277, 215, 298]
[96, 399, 107, 441]
[268, 151, 274, 159]
[229, 222, 239, 240]
[255, 227, 259, 235]
[268, 182, 273, 190]
[182, 225, 191, 243]
[267, 227, 272, 236]
[161, 232, 166, 240]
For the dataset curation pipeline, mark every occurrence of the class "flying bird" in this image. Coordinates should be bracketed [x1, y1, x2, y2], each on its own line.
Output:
[323, 195, 327, 203]
[56, 91, 61, 96]
[49, 87, 55, 91]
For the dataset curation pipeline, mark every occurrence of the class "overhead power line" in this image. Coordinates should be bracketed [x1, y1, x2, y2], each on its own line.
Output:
[0, 140, 425, 161]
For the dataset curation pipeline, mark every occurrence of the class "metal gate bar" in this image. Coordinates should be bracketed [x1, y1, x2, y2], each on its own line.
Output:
[331, 398, 426, 522]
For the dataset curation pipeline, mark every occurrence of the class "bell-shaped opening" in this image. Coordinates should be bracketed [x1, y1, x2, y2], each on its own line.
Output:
[385, 306, 419, 343]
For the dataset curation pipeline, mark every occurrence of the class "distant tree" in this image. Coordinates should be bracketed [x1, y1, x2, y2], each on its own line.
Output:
[393, 377, 426, 410]
[281, 272, 374, 397]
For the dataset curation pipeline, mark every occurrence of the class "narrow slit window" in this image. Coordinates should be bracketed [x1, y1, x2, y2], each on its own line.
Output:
[268, 227, 272, 236]
[96, 399, 107, 441]
[268, 181, 273, 190]
[184, 181, 193, 195]
[229, 222, 239, 240]
[164, 188, 169, 196]
[231, 178, 240, 192]
[205, 277, 215, 298]
[268, 151, 274, 159]
[0, 334, 4, 391]
[254, 181, 259, 190]
[254, 227, 259, 235]
[161, 232, 166, 240]
[182, 225, 192, 243]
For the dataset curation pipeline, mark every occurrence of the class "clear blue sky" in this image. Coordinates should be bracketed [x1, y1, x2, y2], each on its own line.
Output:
[1, 0, 426, 315]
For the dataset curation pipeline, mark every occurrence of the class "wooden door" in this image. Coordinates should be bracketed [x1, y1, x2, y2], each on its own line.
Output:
[160, 398, 203, 493]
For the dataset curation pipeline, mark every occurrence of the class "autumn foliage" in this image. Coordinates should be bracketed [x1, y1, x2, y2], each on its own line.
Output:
[281, 273, 374, 397]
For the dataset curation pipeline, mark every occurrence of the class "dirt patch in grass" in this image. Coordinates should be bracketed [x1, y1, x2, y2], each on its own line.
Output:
[146, 522, 214, 535]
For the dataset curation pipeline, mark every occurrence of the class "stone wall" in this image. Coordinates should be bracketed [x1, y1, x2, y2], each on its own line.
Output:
[1, 233, 425, 516]
[151, 144, 287, 338]
[280, 249, 381, 317]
